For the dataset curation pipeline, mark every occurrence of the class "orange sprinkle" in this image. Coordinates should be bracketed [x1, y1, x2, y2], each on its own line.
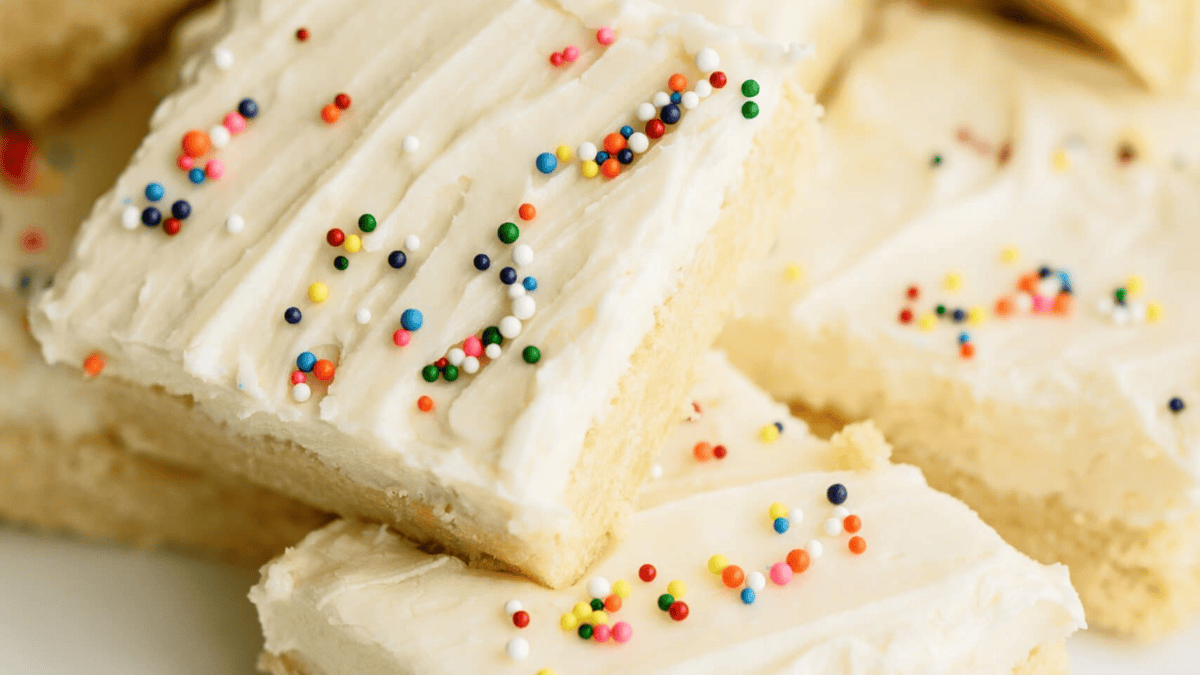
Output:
[1052, 293, 1074, 316]
[417, 395, 434, 412]
[604, 594, 622, 612]
[721, 565, 745, 588]
[600, 158, 621, 178]
[995, 296, 1015, 317]
[848, 536, 867, 555]
[312, 359, 336, 381]
[602, 132, 626, 154]
[518, 203, 536, 221]
[82, 352, 105, 378]
[321, 104, 340, 124]
[843, 514, 862, 534]
[1017, 272, 1039, 294]
[960, 343, 976, 359]
[181, 130, 211, 157]
[668, 73, 688, 92]
[786, 548, 810, 573]
[692, 442, 713, 462]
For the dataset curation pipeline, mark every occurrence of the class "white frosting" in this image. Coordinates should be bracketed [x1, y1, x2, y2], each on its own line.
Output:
[722, 3, 1200, 526]
[252, 352, 1083, 675]
[32, 0, 814, 563]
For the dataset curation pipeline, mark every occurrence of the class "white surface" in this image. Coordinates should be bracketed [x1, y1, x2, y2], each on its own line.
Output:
[0, 524, 1196, 674]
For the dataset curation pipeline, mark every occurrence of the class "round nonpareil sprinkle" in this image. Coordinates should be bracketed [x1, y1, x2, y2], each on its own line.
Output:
[596, 26, 615, 45]
[721, 565, 744, 588]
[741, 101, 759, 119]
[786, 548, 810, 573]
[82, 352, 105, 377]
[145, 182, 165, 201]
[400, 309, 423, 331]
[505, 637, 529, 661]
[849, 536, 867, 554]
[321, 104, 339, 124]
[522, 345, 541, 364]
[417, 395, 434, 412]
[707, 554, 728, 574]
[212, 47, 234, 70]
[308, 282, 329, 303]
[770, 562, 792, 586]
[666, 579, 686, 599]
[773, 517, 790, 534]
[535, 152, 557, 174]
[188, 168, 205, 184]
[225, 213, 245, 234]
[639, 564, 657, 582]
[668, 601, 689, 621]
[291, 383, 311, 402]
[1170, 397, 1185, 413]
[355, 308, 371, 324]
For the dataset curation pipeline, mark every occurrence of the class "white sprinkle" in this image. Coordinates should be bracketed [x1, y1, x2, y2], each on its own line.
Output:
[291, 383, 312, 403]
[512, 244, 534, 267]
[790, 507, 804, 524]
[462, 356, 480, 374]
[1037, 277, 1060, 297]
[212, 47, 235, 71]
[832, 506, 850, 519]
[1095, 297, 1114, 315]
[823, 517, 843, 537]
[1111, 307, 1131, 326]
[628, 132, 649, 154]
[694, 47, 720, 72]
[649, 463, 663, 479]
[805, 540, 824, 560]
[121, 206, 140, 230]
[209, 125, 231, 149]
[586, 577, 611, 598]
[447, 348, 465, 367]
[511, 295, 536, 321]
[1129, 301, 1147, 323]
[355, 308, 372, 325]
[507, 284, 527, 299]
[405, 234, 421, 251]
[402, 135, 420, 153]
[577, 141, 598, 162]
[693, 80, 713, 98]
[485, 343, 502, 359]
[680, 91, 699, 110]
[1014, 293, 1033, 313]
[746, 571, 766, 592]
[635, 102, 656, 122]
[218, 215, 245, 236]
[652, 91, 671, 107]
[499, 316, 522, 339]
[505, 637, 529, 661]
[504, 599, 523, 615]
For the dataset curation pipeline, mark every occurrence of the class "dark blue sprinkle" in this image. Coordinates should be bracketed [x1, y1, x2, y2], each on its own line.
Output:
[617, 148, 634, 165]
[284, 307, 302, 324]
[499, 266, 517, 285]
[188, 168, 205, 184]
[1169, 397, 1185, 413]
[660, 104, 681, 125]
[473, 253, 490, 271]
[951, 308, 966, 322]
[388, 250, 407, 269]
[171, 200, 191, 220]
[141, 207, 162, 226]
[595, 151, 610, 165]
[238, 98, 259, 119]
[1037, 266, 1052, 278]
[827, 483, 848, 505]
[773, 421, 783, 433]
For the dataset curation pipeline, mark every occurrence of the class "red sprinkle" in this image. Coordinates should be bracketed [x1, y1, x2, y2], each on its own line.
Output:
[290, 370, 307, 385]
[19, 227, 45, 253]
[512, 610, 530, 628]
[645, 119, 665, 140]
[163, 218, 182, 236]
[326, 228, 346, 246]
[709, 71, 727, 89]
[906, 285, 919, 300]
[668, 601, 689, 622]
[435, 357, 448, 369]
[296, 27, 310, 41]
[549, 52, 564, 67]
[898, 309, 913, 324]
[638, 564, 657, 583]
[334, 93, 352, 110]
[712, 444, 727, 459]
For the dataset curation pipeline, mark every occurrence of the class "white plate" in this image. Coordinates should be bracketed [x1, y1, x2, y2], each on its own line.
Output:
[0, 526, 1194, 674]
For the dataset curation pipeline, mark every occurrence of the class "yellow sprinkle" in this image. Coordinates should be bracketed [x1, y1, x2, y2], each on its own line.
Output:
[538, 670, 556, 675]
[944, 273, 962, 291]
[918, 313, 937, 331]
[1001, 246, 1020, 264]
[572, 602, 592, 621]
[968, 306, 987, 325]
[555, 145, 572, 162]
[783, 263, 803, 282]
[1147, 302, 1163, 322]
[559, 613, 577, 631]
[612, 579, 631, 599]
[581, 160, 599, 178]
[343, 234, 362, 253]
[707, 554, 729, 575]
[768, 503, 788, 520]
[591, 610, 609, 625]
[666, 580, 687, 599]
[308, 282, 329, 303]
[1126, 275, 1144, 296]
[759, 425, 780, 443]
[1052, 148, 1071, 172]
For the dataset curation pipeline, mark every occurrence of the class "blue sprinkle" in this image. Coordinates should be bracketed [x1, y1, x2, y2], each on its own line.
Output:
[595, 151, 610, 165]
[951, 308, 966, 322]
[827, 483, 848, 505]
[141, 207, 162, 226]
[473, 254, 490, 271]
[740, 588, 756, 604]
[144, 182, 165, 201]
[1037, 266, 1052, 278]
[400, 308, 424, 331]
[957, 332, 970, 345]
[499, 266, 517, 285]
[669, 91, 682, 104]
[773, 517, 789, 534]
[171, 199, 191, 220]
[522, 276, 537, 291]
[1057, 270, 1070, 284]
[283, 307, 302, 324]
[535, 152, 557, 174]
[238, 98, 259, 119]
[1169, 397, 1185, 413]
[620, 125, 634, 138]
[617, 148, 634, 165]
[773, 421, 783, 433]
[660, 103, 681, 125]
[296, 352, 317, 372]
[188, 168, 206, 184]
[388, 251, 407, 269]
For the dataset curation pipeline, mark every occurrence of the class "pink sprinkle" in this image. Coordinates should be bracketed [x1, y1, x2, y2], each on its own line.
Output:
[290, 370, 306, 385]
[224, 112, 247, 135]
[612, 621, 632, 644]
[770, 562, 793, 586]
[1032, 294, 1053, 314]
[562, 45, 579, 62]
[393, 329, 411, 347]
[177, 155, 195, 171]
[596, 26, 615, 45]
[593, 624, 611, 643]
[549, 52, 563, 67]
[205, 159, 225, 179]
[463, 335, 483, 357]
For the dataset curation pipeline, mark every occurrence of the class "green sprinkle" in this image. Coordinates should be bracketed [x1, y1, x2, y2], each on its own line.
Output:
[421, 365, 439, 382]
[443, 365, 460, 382]
[497, 222, 519, 245]
[740, 79, 760, 97]
[333, 255, 349, 271]
[741, 101, 759, 119]
[936, 304, 947, 315]
[358, 213, 377, 232]
[931, 154, 943, 167]
[1114, 287, 1127, 303]
[522, 345, 541, 364]
[590, 598, 604, 611]
[657, 593, 675, 611]
[482, 327, 502, 346]
[577, 624, 594, 640]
